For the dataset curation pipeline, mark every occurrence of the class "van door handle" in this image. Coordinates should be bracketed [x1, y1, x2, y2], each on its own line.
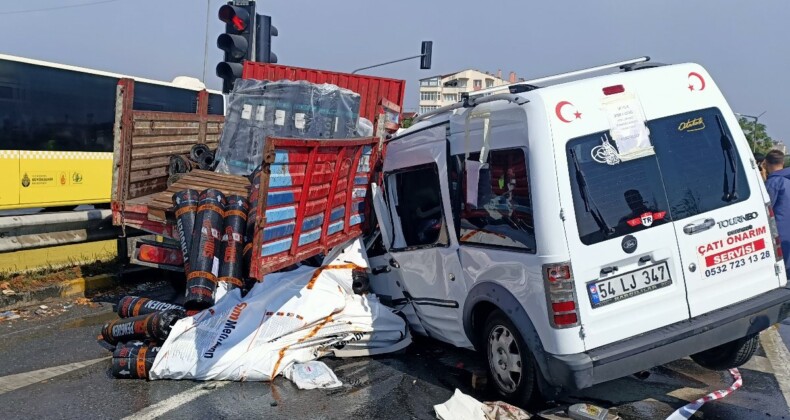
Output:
[683, 218, 715, 235]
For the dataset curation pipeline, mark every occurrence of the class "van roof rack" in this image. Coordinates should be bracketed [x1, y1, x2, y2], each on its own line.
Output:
[411, 56, 653, 125]
[470, 56, 651, 98]
[410, 93, 529, 125]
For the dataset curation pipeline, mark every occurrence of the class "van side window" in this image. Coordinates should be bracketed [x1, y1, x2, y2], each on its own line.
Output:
[389, 164, 449, 249]
[458, 149, 536, 252]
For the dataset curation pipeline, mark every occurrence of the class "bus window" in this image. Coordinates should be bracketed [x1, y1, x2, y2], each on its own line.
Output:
[135, 82, 198, 114]
[208, 93, 224, 116]
[0, 59, 116, 152]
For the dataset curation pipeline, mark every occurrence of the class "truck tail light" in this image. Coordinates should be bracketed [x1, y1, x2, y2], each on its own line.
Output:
[543, 262, 580, 328]
[138, 244, 183, 266]
[767, 203, 783, 261]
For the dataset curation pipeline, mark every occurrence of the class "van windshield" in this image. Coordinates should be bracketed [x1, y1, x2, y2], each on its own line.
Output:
[567, 107, 750, 245]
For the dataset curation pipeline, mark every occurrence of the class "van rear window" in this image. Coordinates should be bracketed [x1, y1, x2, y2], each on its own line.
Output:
[567, 107, 750, 245]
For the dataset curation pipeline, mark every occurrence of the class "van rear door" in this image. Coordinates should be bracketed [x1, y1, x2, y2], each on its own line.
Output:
[656, 108, 784, 317]
[560, 130, 691, 350]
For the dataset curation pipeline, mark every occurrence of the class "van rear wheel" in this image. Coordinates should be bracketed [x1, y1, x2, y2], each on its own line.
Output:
[690, 334, 759, 371]
[483, 310, 538, 407]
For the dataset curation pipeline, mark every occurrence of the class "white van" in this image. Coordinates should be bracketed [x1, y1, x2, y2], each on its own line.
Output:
[368, 57, 790, 405]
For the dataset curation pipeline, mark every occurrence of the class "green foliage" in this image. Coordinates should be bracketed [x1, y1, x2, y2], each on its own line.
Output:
[738, 117, 774, 155]
[401, 117, 414, 129]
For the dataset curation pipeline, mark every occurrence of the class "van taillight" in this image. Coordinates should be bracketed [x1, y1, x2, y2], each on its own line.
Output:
[138, 244, 183, 266]
[767, 203, 783, 261]
[603, 85, 625, 95]
[543, 262, 580, 328]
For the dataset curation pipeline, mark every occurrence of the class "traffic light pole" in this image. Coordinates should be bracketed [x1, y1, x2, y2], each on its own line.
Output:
[351, 54, 425, 74]
[352, 41, 432, 74]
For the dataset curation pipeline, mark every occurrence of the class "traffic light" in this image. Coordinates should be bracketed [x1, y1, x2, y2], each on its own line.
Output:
[420, 41, 433, 70]
[257, 15, 278, 64]
[216, 1, 257, 93]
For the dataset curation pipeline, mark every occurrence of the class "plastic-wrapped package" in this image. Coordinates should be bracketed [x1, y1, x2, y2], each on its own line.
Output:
[356, 117, 374, 138]
[214, 79, 363, 176]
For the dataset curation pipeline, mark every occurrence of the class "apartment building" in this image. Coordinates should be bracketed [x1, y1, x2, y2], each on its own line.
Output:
[418, 69, 517, 114]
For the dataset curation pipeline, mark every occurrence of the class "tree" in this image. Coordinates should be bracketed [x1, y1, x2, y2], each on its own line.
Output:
[400, 117, 414, 129]
[738, 117, 774, 155]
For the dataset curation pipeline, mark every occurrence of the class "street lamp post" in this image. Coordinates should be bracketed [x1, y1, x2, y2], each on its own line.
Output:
[736, 111, 767, 149]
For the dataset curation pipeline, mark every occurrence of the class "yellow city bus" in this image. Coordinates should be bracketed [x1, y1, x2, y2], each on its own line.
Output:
[0, 54, 224, 210]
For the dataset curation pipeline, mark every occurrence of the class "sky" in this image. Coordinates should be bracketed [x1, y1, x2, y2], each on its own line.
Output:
[0, 0, 787, 142]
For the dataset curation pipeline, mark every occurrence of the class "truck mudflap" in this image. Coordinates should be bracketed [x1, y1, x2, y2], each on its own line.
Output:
[545, 287, 790, 390]
[249, 137, 379, 280]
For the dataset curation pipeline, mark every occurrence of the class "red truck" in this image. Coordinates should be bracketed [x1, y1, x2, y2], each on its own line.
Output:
[111, 62, 405, 281]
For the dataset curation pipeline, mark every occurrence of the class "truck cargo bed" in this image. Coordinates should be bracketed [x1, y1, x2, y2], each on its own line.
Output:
[111, 65, 397, 279]
[117, 170, 251, 237]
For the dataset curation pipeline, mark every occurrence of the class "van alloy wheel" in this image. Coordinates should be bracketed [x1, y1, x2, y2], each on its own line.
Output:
[488, 324, 523, 393]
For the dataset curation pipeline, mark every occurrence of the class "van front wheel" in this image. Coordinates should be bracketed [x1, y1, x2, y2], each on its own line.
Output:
[690, 334, 759, 371]
[483, 310, 538, 406]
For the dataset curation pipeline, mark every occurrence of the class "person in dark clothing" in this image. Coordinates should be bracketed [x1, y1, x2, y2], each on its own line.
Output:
[764, 149, 790, 273]
[754, 152, 767, 181]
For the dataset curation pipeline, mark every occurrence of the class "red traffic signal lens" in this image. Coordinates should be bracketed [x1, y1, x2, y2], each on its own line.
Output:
[231, 16, 245, 31]
[218, 5, 249, 32]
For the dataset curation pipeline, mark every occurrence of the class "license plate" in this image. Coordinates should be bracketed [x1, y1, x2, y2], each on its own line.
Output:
[587, 261, 672, 308]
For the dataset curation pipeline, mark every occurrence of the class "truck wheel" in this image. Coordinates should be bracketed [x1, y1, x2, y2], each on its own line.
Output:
[691, 334, 759, 371]
[483, 310, 538, 407]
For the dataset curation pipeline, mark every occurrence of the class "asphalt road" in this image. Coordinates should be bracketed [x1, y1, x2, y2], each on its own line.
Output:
[1, 281, 789, 420]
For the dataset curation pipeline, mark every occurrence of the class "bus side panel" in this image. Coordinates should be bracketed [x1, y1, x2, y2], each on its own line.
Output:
[18, 151, 112, 207]
[0, 150, 20, 207]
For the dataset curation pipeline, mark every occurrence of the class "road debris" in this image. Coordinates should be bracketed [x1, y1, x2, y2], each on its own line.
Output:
[74, 297, 93, 306]
[0, 281, 17, 296]
[484, 401, 531, 420]
[435, 389, 487, 420]
[283, 361, 343, 390]
[568, 403, 609, 420]
[435, 389, 532, 420]
[537, 405, 620, 420]
[0, 310, 20, 321]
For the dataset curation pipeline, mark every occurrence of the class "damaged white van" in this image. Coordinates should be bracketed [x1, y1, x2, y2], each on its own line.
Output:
[368, 56, 790, 405]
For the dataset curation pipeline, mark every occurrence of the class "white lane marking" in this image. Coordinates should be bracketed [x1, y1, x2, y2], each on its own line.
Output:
[0, 356, 109, 395]
[761, 327, 790, 410]
[121, 381, 231, 420]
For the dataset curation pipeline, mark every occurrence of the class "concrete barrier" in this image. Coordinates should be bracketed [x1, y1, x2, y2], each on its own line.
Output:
[0, 210, 118, 252]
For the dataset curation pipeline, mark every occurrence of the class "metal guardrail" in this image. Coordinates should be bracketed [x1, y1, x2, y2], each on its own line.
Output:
[0, 210, 118, 252]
